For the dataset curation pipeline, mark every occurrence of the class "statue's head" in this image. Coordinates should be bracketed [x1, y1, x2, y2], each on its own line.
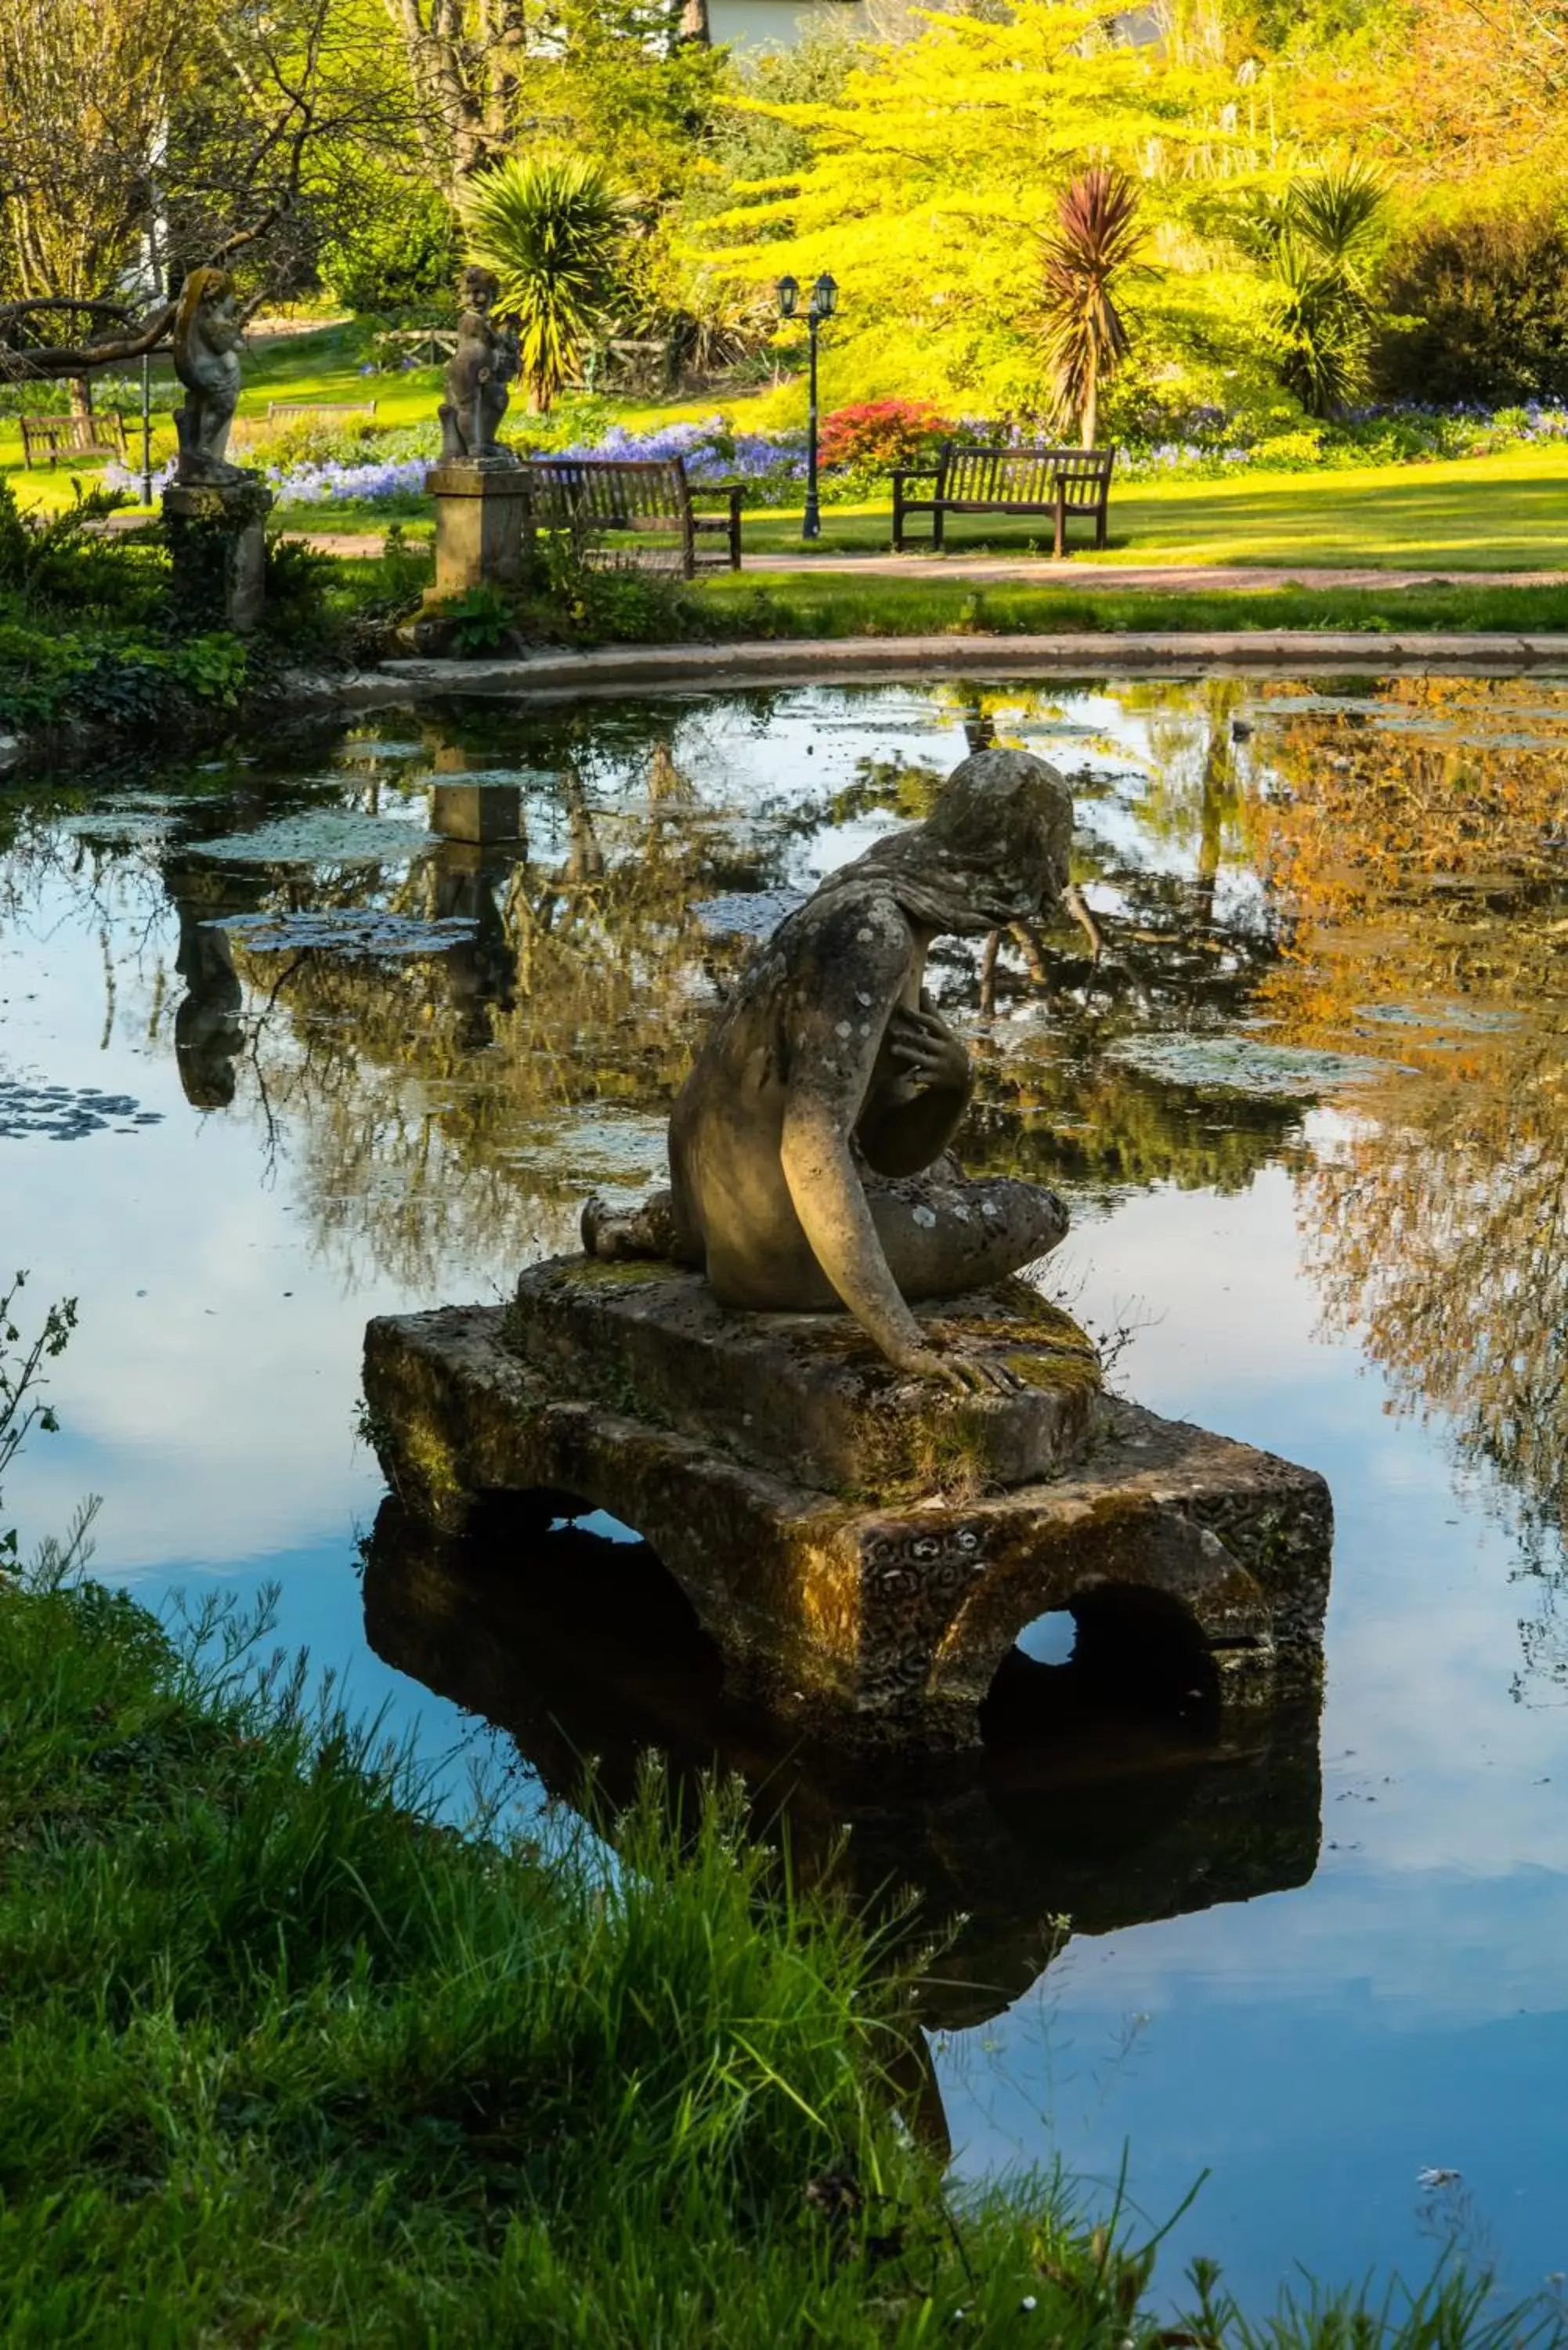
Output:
[174, 267, 234, 341]
[813, 746, 1072, 938]
[458, 265, 500, 316]
[919, 749, 1073, 926]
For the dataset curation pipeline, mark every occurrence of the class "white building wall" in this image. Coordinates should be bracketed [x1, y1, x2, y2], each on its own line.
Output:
[709, 0, 871, 50]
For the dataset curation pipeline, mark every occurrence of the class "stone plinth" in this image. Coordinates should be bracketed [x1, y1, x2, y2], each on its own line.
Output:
[425, 459, 533, 595]
[363, 1258, 1333, 1753]
[162, 477, 273, 634]
[512, 1260, 1104, 1499]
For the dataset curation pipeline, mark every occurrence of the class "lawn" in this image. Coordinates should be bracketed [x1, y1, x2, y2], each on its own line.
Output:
[9, 316, 1568, 577]
[259, 446, 1568, 572]
[688, 570, 1568, 638]
[735, 445, 1568, 569]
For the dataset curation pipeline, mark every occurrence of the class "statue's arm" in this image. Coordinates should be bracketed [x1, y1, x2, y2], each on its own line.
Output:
[776, 938, 955, 1383]
[855, 998, 971, 1177]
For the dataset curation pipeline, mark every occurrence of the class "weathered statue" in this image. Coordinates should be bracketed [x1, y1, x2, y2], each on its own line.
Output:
[583, 749, 1075, 1393]
[439, 266, 519, 464]
[172, 268, 247, 486]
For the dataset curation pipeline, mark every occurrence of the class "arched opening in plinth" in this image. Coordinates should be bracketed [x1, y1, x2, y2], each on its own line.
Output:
[981, 1582, 1221, 1753]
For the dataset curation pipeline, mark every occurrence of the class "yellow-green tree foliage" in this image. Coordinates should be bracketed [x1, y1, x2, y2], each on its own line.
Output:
[701, 1, 1277, 415]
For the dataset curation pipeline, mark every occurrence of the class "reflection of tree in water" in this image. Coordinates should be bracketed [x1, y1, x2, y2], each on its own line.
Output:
[219, 687, 1303, 1290]
[219, 728, 809, 1291]
[1253, 676, 1568, 1701]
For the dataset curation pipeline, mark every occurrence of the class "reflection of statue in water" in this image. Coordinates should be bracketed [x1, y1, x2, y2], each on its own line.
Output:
[174, 916, 245, 1108]
[439, 266, 519, 464]
[583, 750, 1073, 1394]
[172, 268, 247, 486]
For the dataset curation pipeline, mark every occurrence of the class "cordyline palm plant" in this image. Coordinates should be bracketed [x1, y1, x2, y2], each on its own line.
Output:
[460, 154, 633, 412]
[1036, 164, 1146, 450]
[1244, 160, 1389, 418]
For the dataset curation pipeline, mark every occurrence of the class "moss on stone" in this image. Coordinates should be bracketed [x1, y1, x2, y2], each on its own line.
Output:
[1003, 1347, 1102, 1394]
[548, 1256, 675, 1292]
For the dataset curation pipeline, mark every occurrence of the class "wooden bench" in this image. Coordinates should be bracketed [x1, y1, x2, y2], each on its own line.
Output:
[264, 400, 378, 422]
[518, 455, 742, 577]
[18, 410, 129, 469]
[891, 443, 1116, 555]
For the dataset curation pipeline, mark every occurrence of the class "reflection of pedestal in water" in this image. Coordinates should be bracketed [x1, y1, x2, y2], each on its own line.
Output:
[166, 858, 270, 1110]
[363, 1260, 1333, 1754]
[359, 1493, 1324, 2039]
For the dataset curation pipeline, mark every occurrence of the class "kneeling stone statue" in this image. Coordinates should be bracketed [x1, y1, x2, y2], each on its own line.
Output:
[584, 748, 1073, 1392]
[366, 749, 1334, 1744]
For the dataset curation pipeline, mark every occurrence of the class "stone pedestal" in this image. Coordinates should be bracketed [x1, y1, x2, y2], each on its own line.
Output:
[425, 460, 533, 596]
[162, 477, 273, 634]
[362, 1258, 1334, 1754]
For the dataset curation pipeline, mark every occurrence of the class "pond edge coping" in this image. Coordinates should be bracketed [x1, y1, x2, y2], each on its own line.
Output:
[9, 630, 1568, 779]
[304, 631, 1568, 710]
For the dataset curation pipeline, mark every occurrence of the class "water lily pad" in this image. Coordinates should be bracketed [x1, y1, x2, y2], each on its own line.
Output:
[414, 768, 560, 789]
[1108, 1032, 1402, 1096]
[193, 812, 434, 866]
[1356, 1000, 1522, 1034]
[56, 809, 182, 847]
[693, 888, 806, 938]
[0, 1074, 161, 1141]
[219, 911, 479, 958]
[504, 1108, 667, 1191]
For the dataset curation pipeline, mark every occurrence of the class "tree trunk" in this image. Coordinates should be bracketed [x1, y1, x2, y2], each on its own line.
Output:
[69, 374, 92, 418]
[1081, 367, 1097, 450]
[679, 0, 710, 41]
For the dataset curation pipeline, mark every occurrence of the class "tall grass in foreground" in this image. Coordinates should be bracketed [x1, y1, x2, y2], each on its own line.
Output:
[0, 1561, 1112, 2344]
[1, 1293, 1559, 2347]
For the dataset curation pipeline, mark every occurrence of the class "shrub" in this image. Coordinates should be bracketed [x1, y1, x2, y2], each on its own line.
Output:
[460, 154, 634, 413]
[817, 400, 956, 472]
[1374, 208, 1568, 406]
[318, 174, 461, 314]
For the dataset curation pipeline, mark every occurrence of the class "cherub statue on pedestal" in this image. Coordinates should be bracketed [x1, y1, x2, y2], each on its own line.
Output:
[172, 269, 248, 486]
[439, 266, 520, 465]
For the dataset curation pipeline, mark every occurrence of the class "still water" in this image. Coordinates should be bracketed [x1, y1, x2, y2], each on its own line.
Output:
[2, 675, 1565, 2316]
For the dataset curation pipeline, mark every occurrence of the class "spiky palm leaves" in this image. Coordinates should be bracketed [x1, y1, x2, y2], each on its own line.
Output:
[1245, 161, 1388, 418]
[1036, 166, 1145, 450]
[460, 154, 632, 413]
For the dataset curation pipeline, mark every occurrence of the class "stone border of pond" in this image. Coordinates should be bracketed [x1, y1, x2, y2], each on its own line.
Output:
[8, 631, 1568, 783]
[291, 631, 1568, 716]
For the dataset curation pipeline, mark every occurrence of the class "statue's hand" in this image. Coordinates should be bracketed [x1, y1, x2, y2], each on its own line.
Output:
[888, 1340, 1021, 1397]
[888, 1005, 970, 1094]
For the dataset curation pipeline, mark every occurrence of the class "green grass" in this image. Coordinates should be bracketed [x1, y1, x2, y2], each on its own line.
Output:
[0, 1550, 1152, 2347]
[736, 445, 1568, 569]
[5, 1563, 1560, 2350]
[2, 1237, 1560, 2348]
[690, 571, 1568, 638]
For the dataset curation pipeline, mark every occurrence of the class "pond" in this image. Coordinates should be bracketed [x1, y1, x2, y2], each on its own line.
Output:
[2, 673, 1565, 2319]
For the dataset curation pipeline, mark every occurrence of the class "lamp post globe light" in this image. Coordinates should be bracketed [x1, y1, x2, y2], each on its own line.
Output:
[778, 270, 838, 541]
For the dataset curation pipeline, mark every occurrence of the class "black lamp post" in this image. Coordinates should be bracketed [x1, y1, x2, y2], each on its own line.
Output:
[778, 270, 838, 541]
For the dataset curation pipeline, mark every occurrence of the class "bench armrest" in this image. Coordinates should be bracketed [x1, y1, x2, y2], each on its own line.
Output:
[890, 465, 939, 488]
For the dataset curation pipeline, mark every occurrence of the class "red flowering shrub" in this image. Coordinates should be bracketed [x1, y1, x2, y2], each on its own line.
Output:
[817, 399, 956, 472]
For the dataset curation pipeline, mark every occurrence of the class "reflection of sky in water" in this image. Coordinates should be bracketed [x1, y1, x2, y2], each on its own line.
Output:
[2, 679, 1565, 2319]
